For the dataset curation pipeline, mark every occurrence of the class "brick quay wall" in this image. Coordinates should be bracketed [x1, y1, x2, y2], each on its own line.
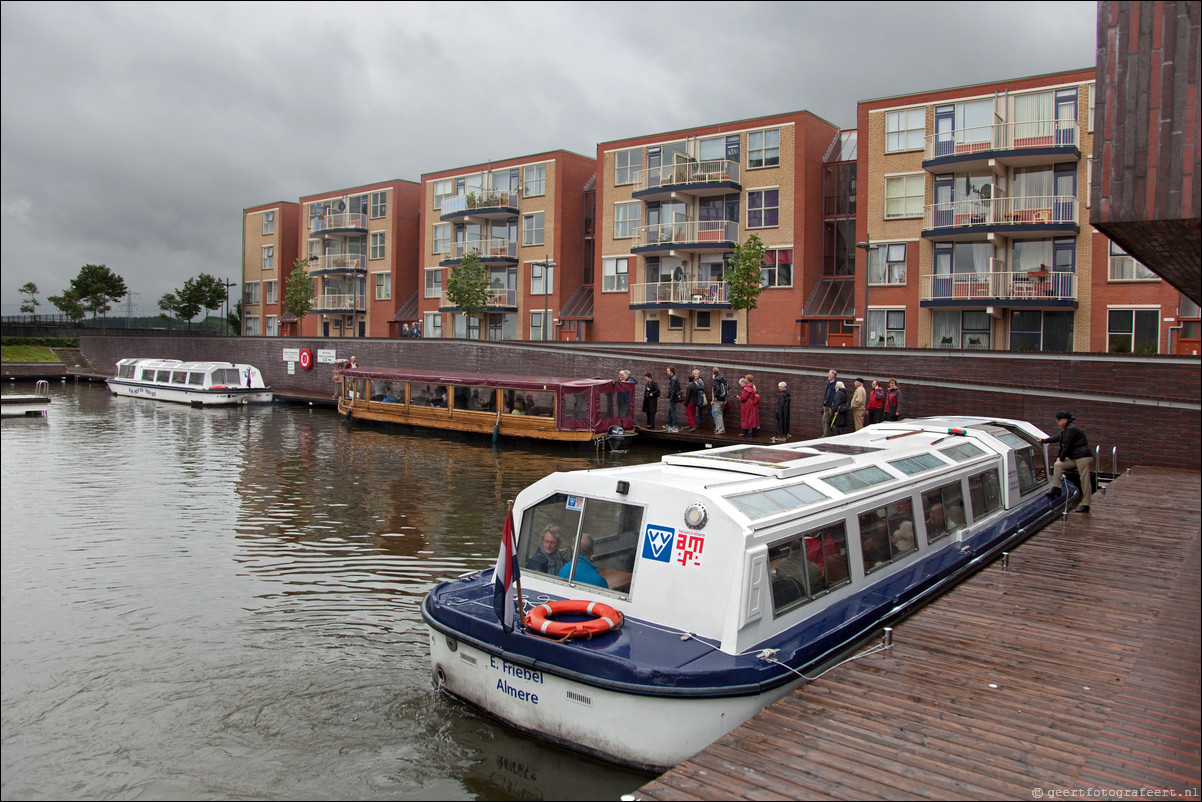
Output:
[77, 335, 1200, 471]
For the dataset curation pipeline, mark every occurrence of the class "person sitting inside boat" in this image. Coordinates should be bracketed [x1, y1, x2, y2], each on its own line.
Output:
[925, 502, 949, 540]
[526, 526, 565, 576]
[860, 519, 891, 570]
[510, 396, 527, 415]
[558, 534, 608, 588]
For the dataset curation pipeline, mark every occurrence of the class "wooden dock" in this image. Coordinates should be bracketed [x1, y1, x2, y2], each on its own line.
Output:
[634, 467, 1201, 800]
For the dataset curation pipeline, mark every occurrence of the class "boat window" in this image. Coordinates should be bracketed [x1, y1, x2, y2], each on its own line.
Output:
[860, 497, 918, 574]
[451, 385, 493, 410]
[727, 482, 828, 520]
[564, 390, 589, 421]
[155, 370, 172, 383]
[921, 482, 967, 543]
[413, 384, 448, 407]
[377, 382, 406, 404]
[505, 389, 553, 417]
[213, 368, 241, 385]
[517, 493, 642, 596]
[118, 364, 135, 379]
[141, 369, 156, 381]
[187, 372, 205, 385]
[805, 443, 884, 455]
[940, 441, 985, 461]
[1013, 445, 1045, 493]
[171, 371, 188, 384]
[968, 469, 1003, 520]
[888, 452, 946, 476]
[768, 522, 850, 616]
[823, 465, 894, 494]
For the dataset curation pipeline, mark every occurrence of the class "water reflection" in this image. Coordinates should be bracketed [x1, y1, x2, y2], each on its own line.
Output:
[1, 382, 660, 800]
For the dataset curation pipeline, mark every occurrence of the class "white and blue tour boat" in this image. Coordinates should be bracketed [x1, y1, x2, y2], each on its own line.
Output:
[423, 416, 1078, 770]
[107, 358, 273, 406]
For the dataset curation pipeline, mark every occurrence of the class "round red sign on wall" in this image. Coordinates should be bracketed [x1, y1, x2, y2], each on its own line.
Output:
[299, 348, 313, 370]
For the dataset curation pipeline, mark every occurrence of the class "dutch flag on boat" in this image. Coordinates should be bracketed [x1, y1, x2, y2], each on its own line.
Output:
[492, 507, 520, 633]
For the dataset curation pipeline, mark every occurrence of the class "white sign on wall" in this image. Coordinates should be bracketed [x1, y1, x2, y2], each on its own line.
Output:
[282, 348, 300, 362]
[317, 349, 338, 364]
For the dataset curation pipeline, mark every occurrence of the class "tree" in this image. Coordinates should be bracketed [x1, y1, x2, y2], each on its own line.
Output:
[444, 251, 491, 335]
[726, 233, 767, 344]
[60, 264, 128, 324]
[227, 300, 243, 336]
[48, 288, 86, 323]
[18, 282, 40, 315]
[283, 259, 315, 328]
[156, 273, 228, 331]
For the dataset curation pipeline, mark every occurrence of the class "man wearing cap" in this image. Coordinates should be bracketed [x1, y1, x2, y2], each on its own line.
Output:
[1042, 411, 1093, 513]
[850, 378, 868, 430]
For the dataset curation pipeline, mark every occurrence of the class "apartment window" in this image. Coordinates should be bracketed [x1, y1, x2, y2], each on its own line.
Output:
[523, 212, 545, 246]
[1108, 308, 1159, 354]
[747, 189, 779, 228]
[264, 280, 278, 305]
[375, 272, 391, 300]
[748, 129, 780, 168]
[761, 248, 792, 287]
[262, 245, 274, 270]
[615, 149, 641, 185]
[530, 311, 549, 341]
[869, 243, 907, 284]
[244, 316, 260, 337]
[433, 223, 451, 255]
[531, 261, 553, 295]
[371, 191, 387, 219]
[262, 210, 275, 235]
[867, 309, 906, 347]
[424, 268, 443, 299]
[308, 241, 321, 261]
[370, 232, 386, 260]
[1108, 241, 1157, 281]
[433, 179, 453, 210]
[933, 309, 990, 349]
[614, 202, 639, 239]
[1010, 310, 1074, 353]
[696, 311, 711, 329]
[265, 316, 278, 337]
[524, 164, 546, 197]
[243, 282, 260, 306]
[885, 175, 924, 218]
[424, 312, 442, 339]
[602, 257, 629, 292]
[886, 108, 925, 152]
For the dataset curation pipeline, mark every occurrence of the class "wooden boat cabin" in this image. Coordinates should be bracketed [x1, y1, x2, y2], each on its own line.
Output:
[336, 365, 637, 444]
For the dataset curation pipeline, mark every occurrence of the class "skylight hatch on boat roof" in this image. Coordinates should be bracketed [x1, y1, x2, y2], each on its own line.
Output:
[663, 446, 854, 478]
[888, 452, 947, 476]
[727, 482, 829, 520]
[940, 441, 986, 461]
[820, 464, 896, 494]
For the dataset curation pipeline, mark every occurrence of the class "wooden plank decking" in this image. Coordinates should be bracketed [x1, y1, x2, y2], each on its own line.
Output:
[634, 467, 1201, 801]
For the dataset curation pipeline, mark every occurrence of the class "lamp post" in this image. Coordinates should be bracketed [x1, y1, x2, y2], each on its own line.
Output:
[855, 236, 878, 347]
[534, 255, 557, 341]
[222, 278, 238, 336]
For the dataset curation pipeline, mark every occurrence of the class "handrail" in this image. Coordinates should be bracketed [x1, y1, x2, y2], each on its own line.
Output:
[924, 119, 1080, 160]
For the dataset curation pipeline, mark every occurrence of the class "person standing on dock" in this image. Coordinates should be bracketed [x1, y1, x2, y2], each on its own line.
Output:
[710, 367, 728, 435]
[1043, 410, 1093, 513]
[851, 378, 867, 430]
[665, 367, 681, 433]
[642, 372, 661, 430]
[822, 369, 838, 436]
[775, 382, 791, 440]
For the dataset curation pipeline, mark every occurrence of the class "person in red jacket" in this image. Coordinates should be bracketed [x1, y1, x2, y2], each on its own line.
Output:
[867, 379, 886, 425]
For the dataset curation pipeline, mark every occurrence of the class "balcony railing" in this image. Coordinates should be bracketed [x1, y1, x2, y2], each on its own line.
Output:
[311, 254, 366, 272]
[920, 270, 1077, 302]
[438, 238, 518, 261]
[629, 281, 729, 305]
[438, 288, 517, 309]
[633, 159, 741, 193]
[924, 119, 1080, 161]
[315, 293, 366, 311]
[439, 190, 519, 216]
[311, 212, 367, 233]
[633, 220, 738, 249]
[922, 195, 1079, 230]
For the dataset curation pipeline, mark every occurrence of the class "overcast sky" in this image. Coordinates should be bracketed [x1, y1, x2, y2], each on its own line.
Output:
[0, 1, 1099, 316]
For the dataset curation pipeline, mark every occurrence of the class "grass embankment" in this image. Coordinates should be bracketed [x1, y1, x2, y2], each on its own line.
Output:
[0, 345, 61, 363]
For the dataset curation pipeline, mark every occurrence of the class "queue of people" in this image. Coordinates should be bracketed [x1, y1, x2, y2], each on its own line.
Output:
[821, 369, 902, 436]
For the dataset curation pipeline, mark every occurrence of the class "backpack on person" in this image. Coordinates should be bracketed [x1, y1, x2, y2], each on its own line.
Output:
[713, 376, 727, 401]
[698, 390, 707, 406]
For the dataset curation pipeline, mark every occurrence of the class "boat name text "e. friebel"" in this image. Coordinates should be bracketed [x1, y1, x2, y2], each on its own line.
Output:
[491, 656, 544, 704]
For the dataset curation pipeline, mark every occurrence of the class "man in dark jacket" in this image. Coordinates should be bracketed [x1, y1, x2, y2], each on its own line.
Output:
[642, 372, 661, 430]
[775, 381, 792, 440]
[1042, 410, 1093, 512]
[821, 369, 838, 436]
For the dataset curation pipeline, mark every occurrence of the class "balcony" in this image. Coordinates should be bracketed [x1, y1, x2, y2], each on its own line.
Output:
[437, 288, 517, 311]
[919, 269, 1078, 307]
[922, 195, 1080, 241]
[310, 212, 367, 236]
[438, 238, 518, 264]
[632, 220, 738, 254]
[439, 190, 519, 221]
[923, 120, 1081, 171]
[313, 293, 366, 314]
[310, 254, 367, 274]
[629, 280, 729, 308]
[632, 160, 741, 201]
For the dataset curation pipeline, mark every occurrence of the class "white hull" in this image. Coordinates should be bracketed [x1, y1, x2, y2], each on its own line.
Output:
[1, 399, 51, 417]
[108, 382, 272, 406]
[428, 630, 801, 771]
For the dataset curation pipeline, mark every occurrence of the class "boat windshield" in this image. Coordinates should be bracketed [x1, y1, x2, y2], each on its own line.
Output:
[517, 493, 642, 596]
[212, 368, 241, 386]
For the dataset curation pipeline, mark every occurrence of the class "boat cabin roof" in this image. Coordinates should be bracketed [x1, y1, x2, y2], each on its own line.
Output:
[339, 365, 620, 393]
[115, 358, 258, 373]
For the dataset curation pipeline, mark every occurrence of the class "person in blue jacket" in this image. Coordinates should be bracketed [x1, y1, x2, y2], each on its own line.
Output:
[558, 534, 608, 588]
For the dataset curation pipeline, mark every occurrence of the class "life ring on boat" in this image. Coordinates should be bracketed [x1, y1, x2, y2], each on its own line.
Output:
[524, 599, 623, 640]
[211, 385, 228, 389]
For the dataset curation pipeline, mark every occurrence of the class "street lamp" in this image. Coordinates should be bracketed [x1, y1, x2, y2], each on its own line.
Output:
[223, 278, 238, 336]
[855, 236, 879, 347]
[534, 255, 557, 341]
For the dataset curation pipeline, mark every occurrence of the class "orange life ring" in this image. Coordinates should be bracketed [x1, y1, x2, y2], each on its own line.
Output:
[524, 599, 623, 640]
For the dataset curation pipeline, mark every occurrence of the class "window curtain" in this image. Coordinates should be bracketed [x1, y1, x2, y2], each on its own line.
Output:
[932, 310, 959, 348]
[1013, 91, 1053, 141]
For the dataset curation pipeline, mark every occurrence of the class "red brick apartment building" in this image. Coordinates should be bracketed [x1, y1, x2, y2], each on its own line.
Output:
[858, 67, 1198, 355]
[592, 111, 840, 345]
[240, 201, 300, 337]
[414, 152, 596, 341]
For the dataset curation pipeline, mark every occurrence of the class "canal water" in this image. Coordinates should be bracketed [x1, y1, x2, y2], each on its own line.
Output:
[1, 381, 666, 800]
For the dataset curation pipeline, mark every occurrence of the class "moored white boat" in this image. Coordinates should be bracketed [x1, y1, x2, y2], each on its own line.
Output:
[423, 416, 1079, 770]
[1, 380, 52, 417]
[106, 358, 273, 406]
